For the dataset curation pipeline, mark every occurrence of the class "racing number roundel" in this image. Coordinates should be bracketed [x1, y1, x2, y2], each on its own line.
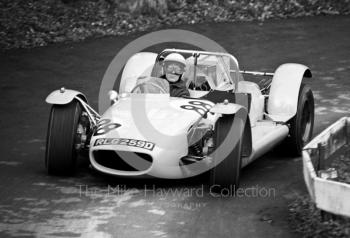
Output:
[94, 119, 121, 136]
[180, 101, 212, 118]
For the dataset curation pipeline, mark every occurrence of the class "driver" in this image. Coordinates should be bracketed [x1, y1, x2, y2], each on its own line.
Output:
[161, 53, 190, 98]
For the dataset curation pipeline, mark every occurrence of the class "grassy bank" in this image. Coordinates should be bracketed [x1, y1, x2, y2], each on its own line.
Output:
[289, 196, 350, 237]
[1, 0, 350, 50]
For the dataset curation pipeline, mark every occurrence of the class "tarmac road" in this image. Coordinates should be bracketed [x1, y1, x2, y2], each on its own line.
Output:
[0, 15, 350, 238]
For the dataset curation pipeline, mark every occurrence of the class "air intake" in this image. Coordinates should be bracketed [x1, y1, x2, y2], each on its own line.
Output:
[93, 150, 152, 172]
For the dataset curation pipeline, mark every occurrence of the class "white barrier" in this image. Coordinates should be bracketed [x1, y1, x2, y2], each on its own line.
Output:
[302, 117, 350, 217]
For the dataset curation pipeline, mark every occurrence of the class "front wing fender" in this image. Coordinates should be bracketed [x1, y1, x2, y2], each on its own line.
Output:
[46, 88, 87, 105]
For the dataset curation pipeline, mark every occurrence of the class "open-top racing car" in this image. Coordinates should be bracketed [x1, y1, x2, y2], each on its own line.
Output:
[45, 49, 314, 190]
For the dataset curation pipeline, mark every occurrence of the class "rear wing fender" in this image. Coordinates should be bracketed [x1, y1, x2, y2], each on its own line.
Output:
[267, 63, 312, 122]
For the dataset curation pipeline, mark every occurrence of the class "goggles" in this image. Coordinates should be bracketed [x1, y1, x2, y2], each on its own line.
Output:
[164, 62, 185, 75]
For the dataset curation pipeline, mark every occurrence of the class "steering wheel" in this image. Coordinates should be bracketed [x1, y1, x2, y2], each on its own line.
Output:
[131, 81, 168, 94]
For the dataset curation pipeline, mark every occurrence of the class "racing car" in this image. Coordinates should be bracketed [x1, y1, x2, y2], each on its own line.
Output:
[45, 48, 314, 190]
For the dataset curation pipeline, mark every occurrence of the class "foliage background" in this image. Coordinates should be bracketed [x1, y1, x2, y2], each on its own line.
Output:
[1, 0, 350, 50]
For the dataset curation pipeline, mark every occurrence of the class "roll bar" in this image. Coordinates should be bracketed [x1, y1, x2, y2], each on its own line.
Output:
[235, 70, 274, 77]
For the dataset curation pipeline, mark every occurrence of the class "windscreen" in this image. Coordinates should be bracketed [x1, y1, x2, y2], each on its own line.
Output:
[184, 55, 235, 91]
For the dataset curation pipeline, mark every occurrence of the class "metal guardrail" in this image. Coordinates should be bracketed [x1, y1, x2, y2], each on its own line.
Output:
[302, 117, 350, 217]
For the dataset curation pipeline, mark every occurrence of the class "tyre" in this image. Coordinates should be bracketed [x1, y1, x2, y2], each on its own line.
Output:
[45, 100, 82, 175]
[210, 115, 244, 192]
[285, 83, 314, 156]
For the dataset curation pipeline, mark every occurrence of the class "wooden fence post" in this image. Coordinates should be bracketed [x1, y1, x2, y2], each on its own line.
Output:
[317, 141, 327, 172]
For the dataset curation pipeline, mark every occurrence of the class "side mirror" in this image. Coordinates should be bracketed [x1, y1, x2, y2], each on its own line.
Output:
[108, 90, 118, 105]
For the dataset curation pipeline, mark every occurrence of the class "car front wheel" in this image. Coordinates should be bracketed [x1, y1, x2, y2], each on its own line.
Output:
[210, 114, 244, 193]
[45, 100, 83, 175]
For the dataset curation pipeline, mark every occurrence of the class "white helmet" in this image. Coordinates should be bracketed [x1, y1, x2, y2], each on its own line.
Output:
[164, 53, 186, 66]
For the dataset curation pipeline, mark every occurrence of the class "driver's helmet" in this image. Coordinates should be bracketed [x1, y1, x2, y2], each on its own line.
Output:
[163, 53, 186, 82]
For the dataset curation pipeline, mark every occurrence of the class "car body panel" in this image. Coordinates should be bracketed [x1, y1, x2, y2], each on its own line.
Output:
[243, 121, 289, 167]
[89, 93, 216, 178]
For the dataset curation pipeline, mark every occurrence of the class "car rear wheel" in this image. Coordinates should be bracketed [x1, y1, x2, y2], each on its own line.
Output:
[210, 115, 243, 193]
[285, 83, 314, 156]
[45, 100, 83, 175]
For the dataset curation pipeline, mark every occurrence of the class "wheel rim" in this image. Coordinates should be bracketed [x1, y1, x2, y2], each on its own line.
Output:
[301, 101, 312, 144]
